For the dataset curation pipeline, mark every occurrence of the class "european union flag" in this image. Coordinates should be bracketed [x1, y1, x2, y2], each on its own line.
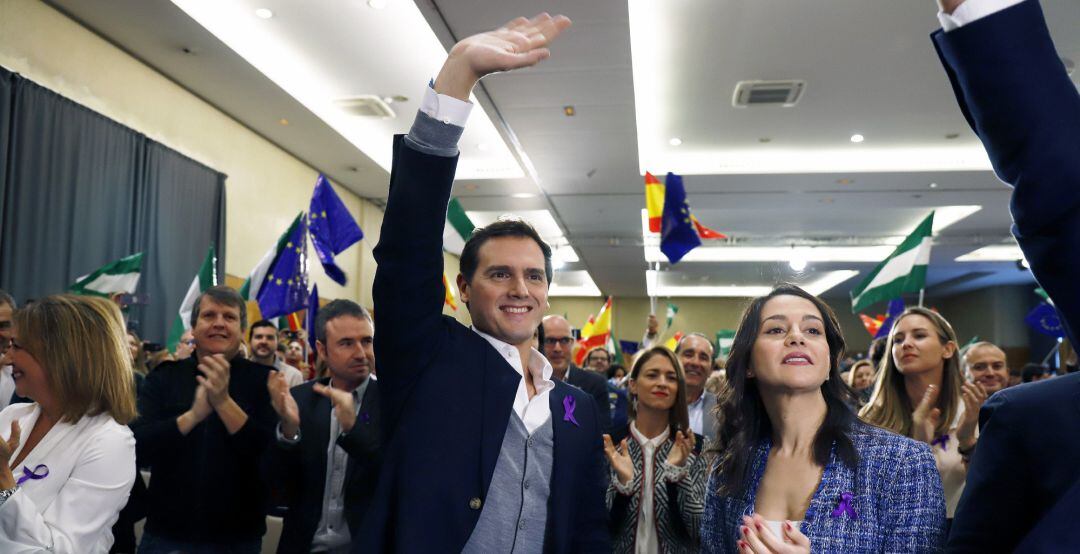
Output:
[1026, 301, 1066, 338]
[305, 284, 319, 352]
[309, 175, 364, 285]
[660, 172, 702, 264]
[257, 216, 309, 320]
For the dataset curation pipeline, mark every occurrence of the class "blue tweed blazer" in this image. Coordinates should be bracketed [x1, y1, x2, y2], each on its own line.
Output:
[701, 423, 945, 553]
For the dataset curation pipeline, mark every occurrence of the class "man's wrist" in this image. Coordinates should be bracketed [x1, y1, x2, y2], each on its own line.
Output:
[433, 57, 479, 102]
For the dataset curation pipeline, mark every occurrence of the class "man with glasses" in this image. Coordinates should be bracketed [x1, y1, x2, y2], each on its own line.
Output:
[542, 315, 612, 434]
[0, 289, 20, 410]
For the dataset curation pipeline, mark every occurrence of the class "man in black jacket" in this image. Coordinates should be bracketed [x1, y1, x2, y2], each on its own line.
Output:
[269, 300, 381, 553]
[133, 286, 276, 554]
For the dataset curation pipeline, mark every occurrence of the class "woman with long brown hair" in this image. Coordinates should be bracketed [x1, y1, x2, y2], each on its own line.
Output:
[0, 295, 137, 552]
[701, 285, 945, 553]
[603, 345, 706, 553]
[859, 307, 987, 522]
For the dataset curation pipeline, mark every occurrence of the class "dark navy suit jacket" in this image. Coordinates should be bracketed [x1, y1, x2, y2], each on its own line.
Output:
[356, 135, 609, 553]
[934, 1, 1080, 551]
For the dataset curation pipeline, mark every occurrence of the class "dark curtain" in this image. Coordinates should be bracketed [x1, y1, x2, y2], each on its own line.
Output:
[0, 66, 226, 343]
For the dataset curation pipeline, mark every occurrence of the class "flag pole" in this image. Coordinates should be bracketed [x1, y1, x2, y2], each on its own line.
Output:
[918, 288, 925, 307]
[649, 261, 659, 315]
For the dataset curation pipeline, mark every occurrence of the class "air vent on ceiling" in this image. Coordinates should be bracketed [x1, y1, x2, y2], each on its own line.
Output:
[732, 80, 806, 108]
[335, 95, 396, 118]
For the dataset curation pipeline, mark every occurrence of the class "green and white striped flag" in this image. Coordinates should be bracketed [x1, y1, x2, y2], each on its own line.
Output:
[166, 245, 217, 350]
[665, 302, 679, 329]
[239, 212, 304, 302]
[68, 252, 143, 297]
[444, 198, 475, 256]
[850, 212, 935, 313]
[716, 329, 736, 358]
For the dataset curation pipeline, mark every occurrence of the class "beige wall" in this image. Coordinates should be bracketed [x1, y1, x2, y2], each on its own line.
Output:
[0, 0, 375, 302]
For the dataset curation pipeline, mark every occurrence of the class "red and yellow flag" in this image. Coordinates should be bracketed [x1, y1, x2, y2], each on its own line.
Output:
[663, 331, 684, 351]
[645, 172, 665, 233]
[442, 272, 458, 311]
[691, 214, 727, 239]
[574, 297, 613, 366]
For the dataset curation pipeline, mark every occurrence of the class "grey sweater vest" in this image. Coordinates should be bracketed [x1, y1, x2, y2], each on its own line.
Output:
[462, 412, 554, 553]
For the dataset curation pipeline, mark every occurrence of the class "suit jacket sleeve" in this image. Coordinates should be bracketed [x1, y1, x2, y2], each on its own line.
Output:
[932, 0, 1080, 342]
[576, 395, 611, 552]
[946, 392, 1030, 552]
[372, 133, 459, 437]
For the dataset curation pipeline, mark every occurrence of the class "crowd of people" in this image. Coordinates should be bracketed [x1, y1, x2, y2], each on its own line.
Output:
[0, 0, 1078, 552]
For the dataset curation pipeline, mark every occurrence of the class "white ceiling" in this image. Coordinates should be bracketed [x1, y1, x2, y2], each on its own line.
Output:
[46, 0, 1080, 306]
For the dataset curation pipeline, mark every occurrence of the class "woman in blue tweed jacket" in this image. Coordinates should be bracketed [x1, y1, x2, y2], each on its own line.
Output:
[603, 346, 707, 553]
[701, 285, 946, 553]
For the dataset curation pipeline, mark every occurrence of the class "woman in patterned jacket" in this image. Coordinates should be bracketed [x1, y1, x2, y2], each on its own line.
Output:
[603, 345, 707, 553]
[701, 285, 946, 553]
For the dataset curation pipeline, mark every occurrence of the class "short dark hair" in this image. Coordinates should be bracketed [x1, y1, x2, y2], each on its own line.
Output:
[0, 289, 15, 309]
[868, 336, 888, 370]
[315, 300, 371, 343]
[1021, 362, 1051, 383]
[459, 218, 553, 284]
[248, 319, 277, 341]
[190, 286, 247, 331]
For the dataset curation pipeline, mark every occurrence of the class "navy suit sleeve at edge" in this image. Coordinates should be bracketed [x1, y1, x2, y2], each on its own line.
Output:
[576, 393, 612, 552]
[947, 393, 1030, 552]
[882, 441, 945, 553]
[932, 0, 1080, 342]
[372, 135, 459, 438]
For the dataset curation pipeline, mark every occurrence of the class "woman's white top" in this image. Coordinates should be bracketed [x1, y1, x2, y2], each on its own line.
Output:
[764, 520, 802, 542]
[0, 403, 136, 553]
[933, 403, 972, 518]
[629, 421, 670, 554]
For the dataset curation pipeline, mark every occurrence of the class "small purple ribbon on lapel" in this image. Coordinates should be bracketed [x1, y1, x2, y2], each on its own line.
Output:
[15, 464, 48, 486]
[562, 396, 579, 427]
[931, 433, 950, 450]
[359, 411, 371, 424]
[830, 491, 858, 520]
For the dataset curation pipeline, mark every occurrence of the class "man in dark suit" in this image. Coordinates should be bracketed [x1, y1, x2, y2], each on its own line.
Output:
[542, 315, 613, 433]
[933, 0, 1080, 551]
[269, 300, 380, 553]
[357, 13, 608, 553]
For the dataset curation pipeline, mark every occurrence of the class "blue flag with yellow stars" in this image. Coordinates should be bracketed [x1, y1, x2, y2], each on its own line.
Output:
[305, 284, 319, 352]
[660, 172, 702, 264]
[257, 215, 309, 320]
[1026, 301, 1066, 338]
[309, 175, 364, 285]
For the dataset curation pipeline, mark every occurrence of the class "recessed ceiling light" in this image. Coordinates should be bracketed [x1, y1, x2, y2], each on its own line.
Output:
[850, 134, 865, 143]
[510, 193, 535, 199]
[563, 106, 576, 117]
[836, 178, 853, 185]
[929, 182, 938, 189]
[463, 183, 478, 191]
[367, 0, 388, 9]
[254, 8, 273, 19]
[278, 118, 289, 126]
[758, 137, 772, 143]
[477, 143, 490, 151]
[669, 137, 683, 147]
[945, 133, 960, 140]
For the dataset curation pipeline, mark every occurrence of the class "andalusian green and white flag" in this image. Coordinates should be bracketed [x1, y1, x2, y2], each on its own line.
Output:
[166, 245, 217, 350]
[239, 212, 305, 302]
[443, 198, 475, 256]
[665, 303, 679, 329]
[716, 329, 736, 358]
[68, 252, 143, 297]
[850, 212, 935, 313]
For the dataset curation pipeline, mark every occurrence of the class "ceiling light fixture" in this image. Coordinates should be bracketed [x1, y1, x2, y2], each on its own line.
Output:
[254, 8, 273, 19]
[644, 270, 858, 297]
[510, 192, 536, 199]
[563, 106, 576, 117]
[788, 247, 808, 271]
[477, 143, 490, 151]
[549, 270, 602, 297]
[955, 243, 1027, 263]
[929, 182, 938, 188]
[850, 134, 865, 143]
[367, 0, 388, 9]
[669, 137, 683, 147]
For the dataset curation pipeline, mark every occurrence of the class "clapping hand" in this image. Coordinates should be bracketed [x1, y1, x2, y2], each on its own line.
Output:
[911, 384, 942, 444]
[665, 430, 696, 467]
[738, 514, 810, 553]
[313, 383, 357, 433]
[196, 354, 232, 408]
[957, 381, 988, 448]
[602, 434, 634, 486]
[434, 13, 572, 101]
[0, 421, 20, 465]
[268, 371, 300, 438]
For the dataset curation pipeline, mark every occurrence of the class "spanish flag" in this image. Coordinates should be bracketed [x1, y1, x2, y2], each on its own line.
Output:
[663, 331, 684, 351]
[574, 297, 613, 366]
[442, 272, 458, 311]
[645, 172, 665, 233]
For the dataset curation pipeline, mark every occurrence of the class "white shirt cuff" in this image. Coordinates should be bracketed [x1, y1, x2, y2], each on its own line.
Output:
[938, 0, 1026, 31]
[419, 84, 473, 127]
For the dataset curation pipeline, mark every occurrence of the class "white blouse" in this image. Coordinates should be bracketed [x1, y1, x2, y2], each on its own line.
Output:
[932, 404, 972, 518]
[0, 403, 136, 553]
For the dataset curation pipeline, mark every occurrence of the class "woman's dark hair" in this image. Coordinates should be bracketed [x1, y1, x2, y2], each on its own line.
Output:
[710, 284, 859, 496]
[607, 364, 625, 379]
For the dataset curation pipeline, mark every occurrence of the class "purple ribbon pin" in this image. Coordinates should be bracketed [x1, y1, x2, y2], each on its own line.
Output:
[563, 396, 579, 427]
[360, 411, 371, 424]
[930, 434, 950, 450]
[15, 464, 48, 486]
[831, 491, 858, 519]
